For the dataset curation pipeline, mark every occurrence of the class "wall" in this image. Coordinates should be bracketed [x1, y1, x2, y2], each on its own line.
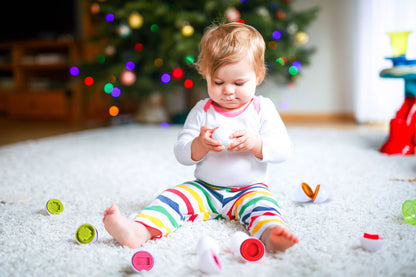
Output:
[260, 0, 356, 116]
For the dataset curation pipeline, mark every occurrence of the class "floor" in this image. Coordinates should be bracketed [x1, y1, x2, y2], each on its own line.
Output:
[0, 117, 389, 147]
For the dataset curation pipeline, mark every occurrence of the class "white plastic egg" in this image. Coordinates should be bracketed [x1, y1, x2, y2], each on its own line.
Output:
[197, 236, 223, 274]
[212, 126, 235, 147]
[360, 233, 384, 252]
[293, 182, 329, 203]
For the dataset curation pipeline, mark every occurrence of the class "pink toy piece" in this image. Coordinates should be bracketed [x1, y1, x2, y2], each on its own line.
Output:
[197, 236, 223, 274]
[131, 251, 155, 272]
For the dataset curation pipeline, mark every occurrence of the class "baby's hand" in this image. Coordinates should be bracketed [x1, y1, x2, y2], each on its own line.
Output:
[228, 129, 263, 159]
[198, 126, 225, 152]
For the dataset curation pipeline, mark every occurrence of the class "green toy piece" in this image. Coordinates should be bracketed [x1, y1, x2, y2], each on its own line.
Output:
[75, 224, 98, 244]
[402, 199, 416, 225]
[46, 199, 64, 215]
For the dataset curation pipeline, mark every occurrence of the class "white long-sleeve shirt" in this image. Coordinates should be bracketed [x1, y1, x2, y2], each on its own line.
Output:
[174, 96, 293, 187]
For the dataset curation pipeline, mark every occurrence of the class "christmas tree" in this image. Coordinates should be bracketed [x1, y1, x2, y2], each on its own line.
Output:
[79, 0, 319, 118]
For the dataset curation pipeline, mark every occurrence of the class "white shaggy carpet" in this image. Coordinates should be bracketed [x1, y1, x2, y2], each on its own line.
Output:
[1, 124, 416, 277]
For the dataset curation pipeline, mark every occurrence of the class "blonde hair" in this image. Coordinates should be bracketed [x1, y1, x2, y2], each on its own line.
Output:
[195, 22, 266, 85]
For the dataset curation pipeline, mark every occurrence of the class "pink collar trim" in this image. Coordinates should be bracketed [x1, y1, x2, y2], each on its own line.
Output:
[203, 96, 260, 117]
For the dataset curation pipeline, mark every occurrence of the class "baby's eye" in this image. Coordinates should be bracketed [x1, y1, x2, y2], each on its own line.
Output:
[235, 82, 245, 86]
[214, 81, 224, 85]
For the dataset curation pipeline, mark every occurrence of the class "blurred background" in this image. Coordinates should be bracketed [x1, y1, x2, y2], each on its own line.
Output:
[1, 0, 416, 145]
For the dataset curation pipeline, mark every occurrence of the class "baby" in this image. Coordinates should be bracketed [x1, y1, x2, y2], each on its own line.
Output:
[103, 22, 298, 252]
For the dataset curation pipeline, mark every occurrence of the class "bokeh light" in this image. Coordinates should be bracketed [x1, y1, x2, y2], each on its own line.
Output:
[111, 87, 121, 97]
[69, 66, 79, 76]
[292, 60, 302, 69]
[126, 61, 135, 70]
[154, 58, 163, 67]
[272, 30, 281, 40]
[172, 68, 184, 80]
[161, 73, 171, 84]
[120, 70, 136, 86]
[135, 43, 144, 52]
[84, 76, 94, 86]
[181, 25, 194, 37]
[276, 57, 287, 66]
[268, 41, 277, 50]
[237, 19, 245, 24]
[289, 66, 298, 75]
[106, 13, 115, 22]
[104, 83, 114, 94]
[150, 24, 159, 32]
[184, 79, 193, 89]
[109, 106, 119, 117]
[128, 13, 143, 29]
[160, 122, 170, 128]
[186, 55, 195, 64]
[97, 55, 106, 64]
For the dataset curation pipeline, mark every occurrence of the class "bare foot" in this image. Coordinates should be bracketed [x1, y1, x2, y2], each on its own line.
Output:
[260, 226, 298, 252]
[103, 204, 156, 249]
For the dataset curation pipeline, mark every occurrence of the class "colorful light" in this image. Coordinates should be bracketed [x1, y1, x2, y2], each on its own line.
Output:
[104, 83, 114, 94]
[237, 19, 245, 24]
[97, 55, 106, 64]
[289, 66, 298, 75]
[126, 61, 135, 70]
[272, 30, 281, 40]
[292, 60, 302, 69]
[109, 106, 119, 117]
[184, 79, 193, 89]
[118, 24, 131, 37]
[276, 57, 287, 66]
[172, 68, 184, 80]
[69, 66, 79, 76]
[106, 13, 115, 22]
[181, 25, 194, 37]
[150, 24, 159, 32]
[161, 73, 171, 84]
[135, 43, 144, 52]
[120, 70, 136, 86]
[128, 13, 143, 29]
[186, 55, 195, 64]
[160, 122, 170, 128]
[111, 87, 121, 97]
[84, 77, 94, 86]
[268, 41, 277, 50]
[154, 58, 163, 67]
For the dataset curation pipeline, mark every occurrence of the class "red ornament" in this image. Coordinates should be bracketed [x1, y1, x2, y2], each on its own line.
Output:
[172, 68, 184, 80]
[184, 79, 193, 89]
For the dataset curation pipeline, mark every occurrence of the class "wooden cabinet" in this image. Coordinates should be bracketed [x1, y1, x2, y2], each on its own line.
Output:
[0, 39, 83, 122]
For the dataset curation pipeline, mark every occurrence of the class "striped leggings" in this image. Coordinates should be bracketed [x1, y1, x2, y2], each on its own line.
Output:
[134, 180, 286, 239]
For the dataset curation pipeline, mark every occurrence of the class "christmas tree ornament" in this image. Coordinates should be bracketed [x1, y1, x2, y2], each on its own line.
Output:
[128, 12, 143, 29]
[118, 24, 131, 37]
[150, 24, 159, 33]
[225, 7, 240, 22]
[181, 25, 194, 37]
[295, 31, 309, 45]
[185, 55, 195, 64]
[84, 77, 94, 86]
[120, 70, 136, 86]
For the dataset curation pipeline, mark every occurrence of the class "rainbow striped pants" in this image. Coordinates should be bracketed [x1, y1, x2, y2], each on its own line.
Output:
[134, 180, 286, 239]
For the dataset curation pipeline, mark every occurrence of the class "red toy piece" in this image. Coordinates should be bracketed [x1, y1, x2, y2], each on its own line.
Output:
[380, 96, 416, 155]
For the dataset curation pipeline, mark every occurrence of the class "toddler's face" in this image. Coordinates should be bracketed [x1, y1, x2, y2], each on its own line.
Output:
[206, 57, 258, 112]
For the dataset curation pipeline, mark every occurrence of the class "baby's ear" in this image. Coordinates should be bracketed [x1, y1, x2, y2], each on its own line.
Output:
[256, 74, 264, 86]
